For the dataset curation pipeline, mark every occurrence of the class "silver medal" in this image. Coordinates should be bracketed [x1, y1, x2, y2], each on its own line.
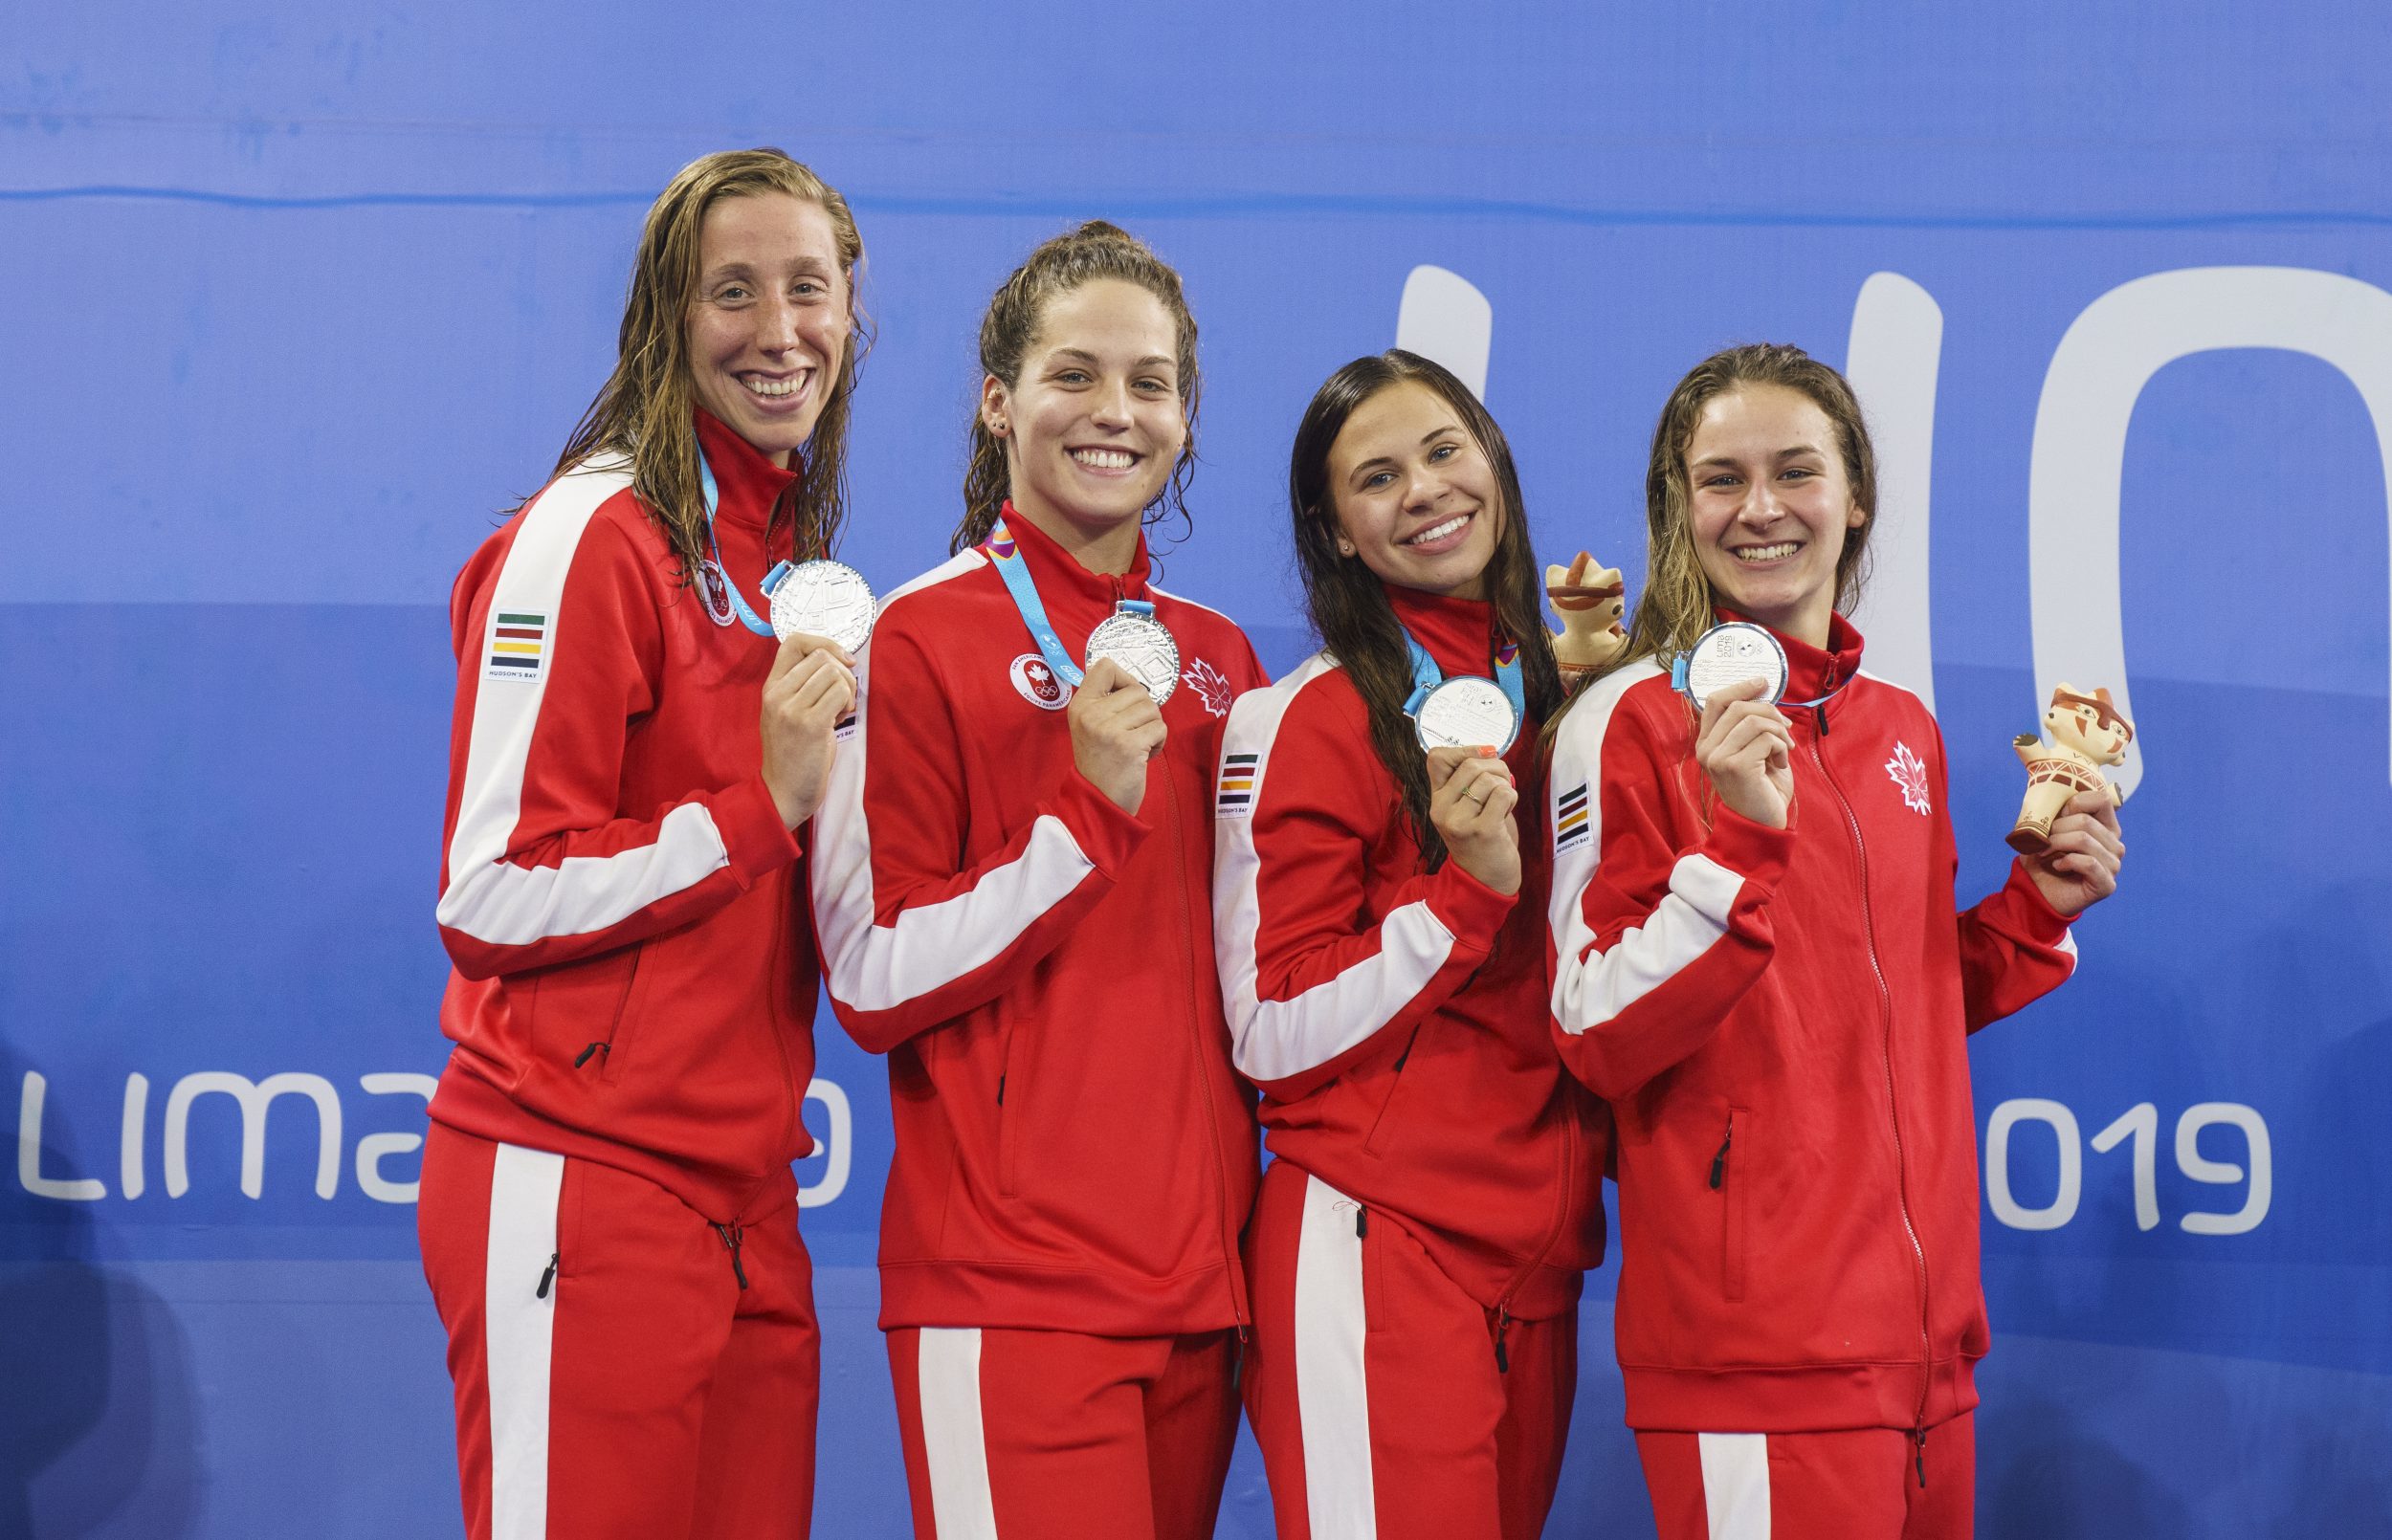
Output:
[768, 560, 877, 651]
[1414, 675, 1520, 753]
[1084, 609, 1181, 705]
[1678, 622, 1788, 706]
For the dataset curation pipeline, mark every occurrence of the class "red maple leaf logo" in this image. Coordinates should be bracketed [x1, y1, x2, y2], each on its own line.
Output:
[1183, 657, 1234, 718]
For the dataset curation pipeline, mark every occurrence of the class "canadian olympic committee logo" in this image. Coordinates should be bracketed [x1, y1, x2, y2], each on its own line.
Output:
[1009, 653, 1071, 710]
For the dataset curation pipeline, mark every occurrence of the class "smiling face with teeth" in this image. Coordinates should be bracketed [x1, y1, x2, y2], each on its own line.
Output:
[685, 192, 853, 467]
[982, 278, 1185, 574]
[1322, 380, 1505, 600]
[1684, 384, 1868, 649]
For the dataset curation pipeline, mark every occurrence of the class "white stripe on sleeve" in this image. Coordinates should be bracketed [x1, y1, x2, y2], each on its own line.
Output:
[437, 459, 736, 947]
[1212, 658, 1460, 1085]
[1546, 663, 1760, 1036]
[809, 558, 1103, 1017]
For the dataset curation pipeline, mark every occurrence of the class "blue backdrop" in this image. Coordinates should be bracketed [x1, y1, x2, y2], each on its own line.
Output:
[5, 6, 2388, 1535]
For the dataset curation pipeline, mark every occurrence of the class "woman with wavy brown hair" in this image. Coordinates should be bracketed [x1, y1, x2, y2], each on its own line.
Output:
[809, 220, 1266, 1539]
[1212, 349, 1608, 1540]
[417, 147, 866, 1540]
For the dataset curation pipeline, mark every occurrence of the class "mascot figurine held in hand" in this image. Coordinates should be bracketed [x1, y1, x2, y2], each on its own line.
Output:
[2009, 683, 2134, 854]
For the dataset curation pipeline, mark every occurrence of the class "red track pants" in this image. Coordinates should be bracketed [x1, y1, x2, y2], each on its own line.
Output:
[1635, 1413, 1976, 1540]
[417, 1124, 819, 1540]
[884, 1324, 1240, 1539]
[1242, 1160, 1578, 1540]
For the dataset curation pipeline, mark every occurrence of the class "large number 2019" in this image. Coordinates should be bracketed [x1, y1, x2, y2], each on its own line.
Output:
[1984, 1100, 2270, 1235]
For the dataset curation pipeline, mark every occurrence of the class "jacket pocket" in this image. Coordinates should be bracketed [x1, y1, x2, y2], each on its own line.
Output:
[996, 1021, 1023, 1197]
[1716, 1106, 1750, 1303]
[1361, 1023, 1427, 1156]
[592, 941, 650, 1085]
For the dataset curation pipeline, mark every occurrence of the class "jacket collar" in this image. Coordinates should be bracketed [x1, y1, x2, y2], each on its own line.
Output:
[1718, 606, 1867, 700]
[695, 408, 801, 534]
[1389, 584, 1501, 678]
[991, 500, 1153, 607]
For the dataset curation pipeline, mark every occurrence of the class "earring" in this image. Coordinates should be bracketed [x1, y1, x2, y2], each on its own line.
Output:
[1337, 538, 1357, 557]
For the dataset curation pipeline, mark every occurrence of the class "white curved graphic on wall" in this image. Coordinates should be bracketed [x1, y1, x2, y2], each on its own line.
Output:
[1396, 265, 1494, 400]
[1845, 272, 1945, 712]
[2029, 266, 2392, 797]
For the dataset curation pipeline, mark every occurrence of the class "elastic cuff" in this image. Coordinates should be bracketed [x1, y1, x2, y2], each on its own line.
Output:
[1997, 859, 2077, 941]
[717, 775, 803, 885]
[1051, 764, 1152, 877]
[1429, 859, 1519, 947]
[1702, 801, 1796, 891]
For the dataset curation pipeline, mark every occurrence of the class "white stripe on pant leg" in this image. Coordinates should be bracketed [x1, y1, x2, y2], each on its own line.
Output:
[1697, 1432, 1770, 1540]
[918, 1327, 1000, 1540]
[486, 1144, 565, 1540]
[1294, 1173, 1376, 1538]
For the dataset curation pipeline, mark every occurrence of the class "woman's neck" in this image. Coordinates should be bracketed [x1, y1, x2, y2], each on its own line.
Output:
[1008, 492, 1141, 577]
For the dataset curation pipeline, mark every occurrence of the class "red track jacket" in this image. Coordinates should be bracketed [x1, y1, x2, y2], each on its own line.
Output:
[1546, 612, 2078, 1435]
[1213, 588, 1608, 1323]
[809, 510, 1267, 1336]
[430, 412, 818, 1226]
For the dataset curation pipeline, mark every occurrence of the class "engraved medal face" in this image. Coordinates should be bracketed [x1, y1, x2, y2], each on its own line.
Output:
[1084, 610, 1181, 705]
[1678, 622, 1788, 705]
[1414, 675, 1520, 753]
[768, 561, 876, 651]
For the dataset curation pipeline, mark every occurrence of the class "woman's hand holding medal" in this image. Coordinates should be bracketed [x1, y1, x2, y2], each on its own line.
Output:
[1070, 657, 1168, 814]
[761, 631, 857, 828]
[1695, 676, 1795, 830]
[1428, 746, 1521, 896]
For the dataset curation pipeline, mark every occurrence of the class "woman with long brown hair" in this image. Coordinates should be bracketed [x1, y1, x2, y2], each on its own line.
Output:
[1212, 349, 1608, 1540]
[1545, 343, 2124, 1538]
[808, 221, 1266, 1539]
[417, 147, 865, 1540]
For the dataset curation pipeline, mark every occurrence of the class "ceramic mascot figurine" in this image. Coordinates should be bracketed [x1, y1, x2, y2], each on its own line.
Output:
[1547, 552, 1628, 683]
[2009, 683, 2134, 854]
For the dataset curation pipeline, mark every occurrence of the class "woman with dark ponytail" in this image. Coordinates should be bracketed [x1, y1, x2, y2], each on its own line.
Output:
[1212, 350, 1609, 1539]
[808, 222, 1267, 1538]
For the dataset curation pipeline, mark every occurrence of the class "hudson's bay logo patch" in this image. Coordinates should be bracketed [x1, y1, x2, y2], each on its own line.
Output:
[1216, 751, 1260, 818]
[1555, 781, 1590, 851]
[484, 610, 548, 682]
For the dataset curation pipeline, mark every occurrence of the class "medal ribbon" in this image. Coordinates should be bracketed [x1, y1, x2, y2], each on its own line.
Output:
[1402, 629, 1525, 725]
[985, 517, 1159, 690]
[700, 459, 794, 638]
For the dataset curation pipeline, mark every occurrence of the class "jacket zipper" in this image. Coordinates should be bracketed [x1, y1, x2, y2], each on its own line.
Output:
[1163, 740, 1250, 1329]
[1808, 720, 1935, 1449]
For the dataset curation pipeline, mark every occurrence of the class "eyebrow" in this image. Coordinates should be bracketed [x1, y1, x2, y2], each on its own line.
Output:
[1050, 347, 1177, 369]
[1691, 443, 1827, 470]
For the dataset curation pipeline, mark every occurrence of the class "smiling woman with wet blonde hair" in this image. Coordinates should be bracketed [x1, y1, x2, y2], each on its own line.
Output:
[416, 147, 868, 1540]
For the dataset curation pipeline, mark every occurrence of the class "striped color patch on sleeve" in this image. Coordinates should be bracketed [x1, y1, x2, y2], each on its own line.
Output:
[1216, 751, 1261, 818]
[483, 609, 549, 682]
[1555, 780, 1590, 850]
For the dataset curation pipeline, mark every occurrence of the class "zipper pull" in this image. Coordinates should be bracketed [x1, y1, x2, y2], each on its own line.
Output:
[711, 1221, 750, 1290]
[1813, 703, 1830, 737]
[1354, 1206, 1368, 1240]
[996, 1073, 1006, 1106]
[1494, 1307, 1512, 1374]
[1915, 1424, 1927, 1488]
[536, 1252, 559, 1300]
[1710, 1122, 1733, 1190]
[573, 1042, 609, 1070]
